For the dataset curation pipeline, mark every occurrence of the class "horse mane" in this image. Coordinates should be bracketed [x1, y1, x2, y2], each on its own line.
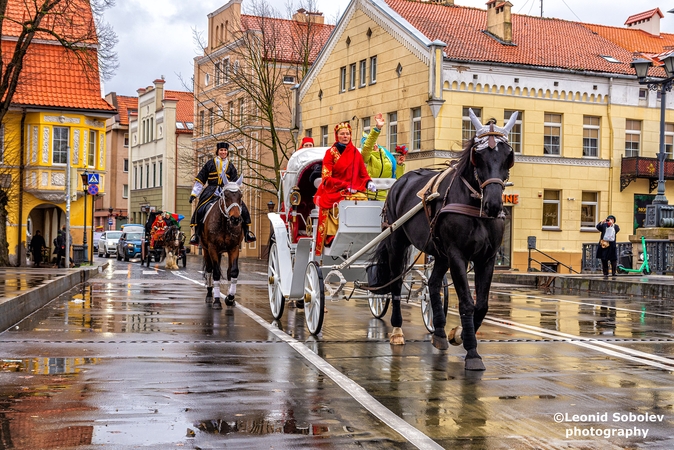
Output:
[452, 137, 475, 176]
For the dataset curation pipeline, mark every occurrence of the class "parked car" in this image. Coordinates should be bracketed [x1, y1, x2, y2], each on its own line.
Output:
[121, 224, 145, 233]
[116, 231, 143, 261]
[93, 231, 103, 252]
[97, 231, 122, 258]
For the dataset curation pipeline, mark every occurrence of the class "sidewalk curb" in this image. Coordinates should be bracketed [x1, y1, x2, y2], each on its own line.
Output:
[0, 263, 110, 333]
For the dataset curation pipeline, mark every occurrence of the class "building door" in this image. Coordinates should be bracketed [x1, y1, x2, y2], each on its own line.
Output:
[634, 194, 655, 234]
[496, 206, 512, 268]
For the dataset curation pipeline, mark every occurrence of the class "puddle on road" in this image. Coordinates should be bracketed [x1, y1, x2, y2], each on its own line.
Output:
[1, 356, 98, 375]
[195, 412, 330, 436]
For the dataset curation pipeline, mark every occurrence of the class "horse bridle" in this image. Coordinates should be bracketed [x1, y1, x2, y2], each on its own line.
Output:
[217, 185, 242, 224]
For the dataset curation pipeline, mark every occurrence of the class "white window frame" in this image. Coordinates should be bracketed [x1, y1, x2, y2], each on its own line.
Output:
[462, 107, 481, 143]
[359, 59, 366, 88]
[340, 66, 346, 93]
[321, 125, 328, 146]
[542, 189, 561, 230]
[580, 191, 598, 230]
[123, 158, 129, 172]
[665, 123, 674, 160]
[544, 113, 562, 156]
[123, 184, 129, 198]
[625, 119, 641, 157]
[123, 132, 129, 147]
[87, 130, 96, 167]
[362, 117, 371, 136]
[388, 112, 398, 150]
[369, 56, 377, 84]
[349, 63, 356, 90]
[504, 110, 522, 153]
[583, 116, 600, 158]
[411, 107, 421, 151]
[52, 126, 69, 165]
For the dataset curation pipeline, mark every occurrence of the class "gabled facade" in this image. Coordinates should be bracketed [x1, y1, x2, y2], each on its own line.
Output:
[103, 93, 137, 230]
[1, 1, 116, 265]
[297, 0, 674, 272]
[194, 0, 334, 258]
[127, 80, 194, 227]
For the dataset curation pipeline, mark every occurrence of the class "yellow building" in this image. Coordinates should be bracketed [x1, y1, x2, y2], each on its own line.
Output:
[297, 0, 674, 272]
[2, 4, 116, 265]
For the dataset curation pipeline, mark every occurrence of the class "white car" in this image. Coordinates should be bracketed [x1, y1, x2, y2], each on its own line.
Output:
[97, 231, 122, 258]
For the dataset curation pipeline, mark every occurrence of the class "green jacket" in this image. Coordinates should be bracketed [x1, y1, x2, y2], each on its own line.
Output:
[361, 127, 404, 200]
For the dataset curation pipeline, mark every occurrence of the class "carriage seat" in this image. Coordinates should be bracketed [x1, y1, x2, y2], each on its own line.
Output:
[323, 200, 384, 257]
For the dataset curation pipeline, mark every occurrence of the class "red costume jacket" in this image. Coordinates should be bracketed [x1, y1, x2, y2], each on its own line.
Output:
[314, 142, 371, 209]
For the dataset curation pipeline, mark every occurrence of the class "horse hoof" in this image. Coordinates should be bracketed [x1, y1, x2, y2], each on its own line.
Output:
[465, 357, 485, 371]
[432, 334, 449, 350]
[448, 326, 463, 346]
[205, 296, 213, 304]
[224, 294, 235, 306]
[295, 299, 304, 308]
[389, 327, 405, 345]
[212, 299, 222, 310]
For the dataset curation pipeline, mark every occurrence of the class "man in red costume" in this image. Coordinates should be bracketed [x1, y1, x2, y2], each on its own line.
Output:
[313, 121, 376, 255]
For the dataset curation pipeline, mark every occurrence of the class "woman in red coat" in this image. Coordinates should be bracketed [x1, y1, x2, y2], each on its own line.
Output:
[314, 121, 376, 256]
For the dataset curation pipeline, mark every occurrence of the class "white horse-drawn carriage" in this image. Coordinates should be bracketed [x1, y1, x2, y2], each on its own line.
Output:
[266, 147, 448, 335]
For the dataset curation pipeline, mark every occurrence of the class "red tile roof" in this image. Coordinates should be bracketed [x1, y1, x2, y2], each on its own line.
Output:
[384, 0, 643, 76]
[113, 95, 138, 126]
[240, 15, 334, 64]
[5, 41, 115, 112]
[583, 22, 674, 55]
[165, 90, 194, 134]
[2, 0, 97, 44]
[625, 8, 664, 26]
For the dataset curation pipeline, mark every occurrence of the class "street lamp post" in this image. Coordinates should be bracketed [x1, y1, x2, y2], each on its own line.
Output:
[631, 53, 674, 227]
[80, 171, 89, 263]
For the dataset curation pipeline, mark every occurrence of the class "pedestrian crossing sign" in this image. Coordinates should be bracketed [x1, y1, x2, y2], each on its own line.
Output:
[87, 173, 100, 185]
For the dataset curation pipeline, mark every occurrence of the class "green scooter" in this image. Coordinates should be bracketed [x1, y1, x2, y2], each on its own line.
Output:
[616, 235, 651, 275]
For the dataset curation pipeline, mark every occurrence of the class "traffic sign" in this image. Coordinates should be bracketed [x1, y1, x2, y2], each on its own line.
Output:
[87, 173, 100, 185]
[87, 184, 99, 195]
[108, 219, 113, 226]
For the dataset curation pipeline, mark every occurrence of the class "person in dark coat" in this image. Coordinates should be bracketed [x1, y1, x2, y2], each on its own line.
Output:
[596, 215, 620, 277]
[30, 230, 46, 267]
[188, 141, 255, 245]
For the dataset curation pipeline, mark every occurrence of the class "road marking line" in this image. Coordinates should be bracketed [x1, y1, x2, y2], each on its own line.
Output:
[491, 289, 674, 319]
[445, 310, 674, 371]
[172, 271, 442, 450]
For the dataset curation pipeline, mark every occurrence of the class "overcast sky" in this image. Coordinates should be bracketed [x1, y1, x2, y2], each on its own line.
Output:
[102, 0, 674, 96]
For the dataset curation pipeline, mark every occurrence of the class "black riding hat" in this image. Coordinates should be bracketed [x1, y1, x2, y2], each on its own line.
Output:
[607, 215, 616, 222]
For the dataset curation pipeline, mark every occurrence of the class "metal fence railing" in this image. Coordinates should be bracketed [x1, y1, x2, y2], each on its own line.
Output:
[582, 240, 674, 274]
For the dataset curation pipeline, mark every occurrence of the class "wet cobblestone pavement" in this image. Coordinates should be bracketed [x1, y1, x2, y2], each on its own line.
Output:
[0, 258, 673, 449]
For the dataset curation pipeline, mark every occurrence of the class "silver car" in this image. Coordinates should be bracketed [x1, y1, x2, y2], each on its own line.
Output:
[97, 231, 122, 258]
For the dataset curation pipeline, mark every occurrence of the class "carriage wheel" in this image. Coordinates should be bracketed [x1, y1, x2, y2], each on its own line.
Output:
[421, 274, 450, 333]
[303, 261, 325, 335]
[367, 294, 390, 319]
[267, 243, 285, 320]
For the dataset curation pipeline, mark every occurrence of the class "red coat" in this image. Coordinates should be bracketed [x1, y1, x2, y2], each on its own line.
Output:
[314, 142, 371, 209]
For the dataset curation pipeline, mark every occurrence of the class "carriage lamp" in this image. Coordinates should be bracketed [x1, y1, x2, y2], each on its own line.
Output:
[630, 52, 674, 227]
[267, 200, 275, 212]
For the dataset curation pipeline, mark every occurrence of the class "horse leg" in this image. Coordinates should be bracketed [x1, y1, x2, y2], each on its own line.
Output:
[205, 257, 214, 304]
[447, 255, 485, 371]
[211, 250, 223, 310]
[224, 248, 240, 306]
[472, 257, 495, 333]
[388, 234, 410, 345]
[429, 258, 450, 350]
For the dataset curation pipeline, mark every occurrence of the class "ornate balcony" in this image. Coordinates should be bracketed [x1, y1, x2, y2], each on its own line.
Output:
[620, 156, 674, 192]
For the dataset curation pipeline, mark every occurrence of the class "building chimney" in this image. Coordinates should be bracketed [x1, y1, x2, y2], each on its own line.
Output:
[154, 78, 165, 111]
[487, 0, 513, 43]
[625, 8, 664, 36]
[292, 8, 324, 25]
[426, 0, 454, 5]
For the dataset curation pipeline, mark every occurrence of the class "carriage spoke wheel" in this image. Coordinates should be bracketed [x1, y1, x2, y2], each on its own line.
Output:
[303, 261, 325, 335]
[367, 294, 390, 319]
[267, 243, 285, 320]
[421, 270, 450, 333]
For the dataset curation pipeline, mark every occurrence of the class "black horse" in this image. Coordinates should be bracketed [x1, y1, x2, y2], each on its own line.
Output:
[371, 109, 518, 371]
[199, 178, 244, 309]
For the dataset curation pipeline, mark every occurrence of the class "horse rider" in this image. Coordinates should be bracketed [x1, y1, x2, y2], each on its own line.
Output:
[150, 214, 167, 248]
[189, 141, 256, 245]
[361, 112, 406, 200]
[313, 121, 375, 256]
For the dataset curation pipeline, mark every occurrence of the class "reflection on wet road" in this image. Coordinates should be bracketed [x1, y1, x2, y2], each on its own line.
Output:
[0, 259, 673, 449]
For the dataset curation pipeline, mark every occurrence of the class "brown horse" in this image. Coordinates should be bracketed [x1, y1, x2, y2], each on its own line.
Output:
[162, 225, 183, 270]
[199, 178, 244, 309]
